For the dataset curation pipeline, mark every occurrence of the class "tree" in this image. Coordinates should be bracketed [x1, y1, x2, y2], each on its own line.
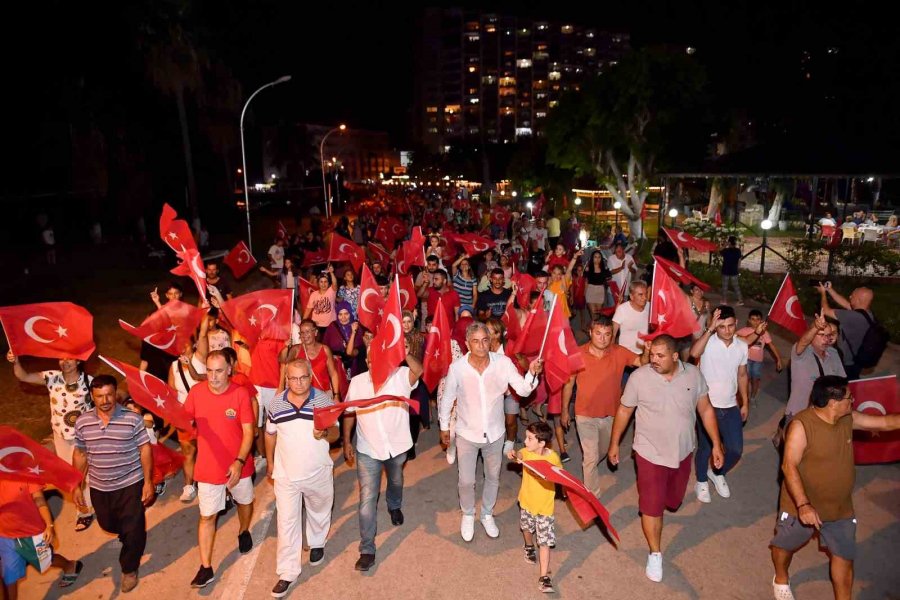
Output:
[545, 48, 711, 238]
[767, 178, 796, 223]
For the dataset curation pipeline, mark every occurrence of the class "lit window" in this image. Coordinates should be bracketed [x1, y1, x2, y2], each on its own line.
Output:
[536, 23, 548, 31]
[468, 66, 477, 73]
[482, 76, 497, 84]
[519, 28, 530, 35]
[426, 106, 438, 113]
[499, 77, 516, 86]
[561, 25, 573, 34]
[548, 100, 558, 108]
[586, 31, 595, 38]
[549, 71, 561, 80]
[485, 24, 496, 33]
[469, 98, 479, 104]
[427, 127, 438, 133]
[516, 59, 532, 68]
[466, 33, 480, 41]
[444, 104, 461, 114]
[516, 127, 533, 137]
[584, 47, 595, 56]
[536, 111, 547, 118]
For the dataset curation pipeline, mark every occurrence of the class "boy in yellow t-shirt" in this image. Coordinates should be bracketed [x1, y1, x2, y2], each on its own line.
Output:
[507, 421, 562, 593]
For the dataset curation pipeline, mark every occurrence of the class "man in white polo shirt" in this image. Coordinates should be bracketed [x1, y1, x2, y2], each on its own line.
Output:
[264, 359, 337, 598]
[342, 348, 423, 572]
[689, 305, 749, 503]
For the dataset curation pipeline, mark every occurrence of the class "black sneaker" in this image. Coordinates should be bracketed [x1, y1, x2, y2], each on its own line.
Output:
[238, 530, 253, 554]
[389, 508, 404, 526]
[539, 575, 555, 593]
[309, 547, 325, 566]
[560, 452, 571, 463]
[190, 566, 215, 588]
[270, 579, 294, 598]
[524, 544, 537, 564]
[354, 553, 375, 571]
[154, 481, 166, 496]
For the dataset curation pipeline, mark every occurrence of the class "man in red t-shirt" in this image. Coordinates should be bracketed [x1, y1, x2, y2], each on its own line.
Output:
[0, 480, 82, 596]
[426, 269, 461, 326]
[561, 316, 645, 498]
[183, 350, 255, 589]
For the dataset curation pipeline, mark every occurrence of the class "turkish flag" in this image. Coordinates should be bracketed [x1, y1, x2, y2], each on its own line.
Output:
[276, 221, 289, 240]
[423, 297, 452, 391]
[358, 264, 385, 334]
[662, 227, 719, 253]
[219, 289, 293, 347]
[768, 274, 807, 338]
[502, 303, 522, 345]
[508, 299, 547, 358]
[491, 204, 511, 227]
[298, 277, 316, 314]
[540, 297, 585, 392]
[454, 233, 495, 257]
[170, 247, 208, 302]
[119, 300, 206, 357]
[151, 443, 185, 485]
[0, 302, 95, 361]
[328, 233, 365, 273]
[0, 426, 84, 492]
[159, 203, 196, 254]
[396, 227, 426, 275]
[313, 395, 419, 431]
[511, 270, 536, 310]
[850, 375, 900, 464]
[374, 217, 406, 250]
[224, 241, 257, 279]
[640, 266, 699, 341]
[533, 194, 545, 218]
[368, 276, 407, 392]
[100, 356, 194, 432]
[653, 255, 710, 292]
[301, 247, 329, 268]
[398, 274, 417, 311]
[521, 459, 619, 542]
[367, 242, 393, 268]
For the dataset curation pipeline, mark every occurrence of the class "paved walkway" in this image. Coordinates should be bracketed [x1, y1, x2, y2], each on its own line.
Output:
[17, 305, 900, 600]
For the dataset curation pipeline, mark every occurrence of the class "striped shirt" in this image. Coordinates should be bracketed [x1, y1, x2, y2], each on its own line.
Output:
[265, 387, 335, 481]
[74, 405, 149, 492]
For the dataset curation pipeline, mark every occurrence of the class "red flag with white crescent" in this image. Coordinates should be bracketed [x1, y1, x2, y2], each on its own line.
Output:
[653, 255, 710, 292]
[0, 426, 84, 492]
[849, 375, 900, 464]
[368, 276, 407, 392]
[767, 274, 807, 338]
[119, 300, 206, 357]
[159, 203, 196, 254]
[224, 241, 257, 279]
[358, 264, 385, 334]
[508, 298, 547, 358]
[100, 356, 194, 432]
[423, 297, 452, 391]
[298, 277, 316, 314]
[502, 303, 522, 345]
[276, 221, 289, 240]
[640, 266, 699, 341]
[328, 233, 365, 273]
[313, 395, 419, 431]
[366, 242, 393, 268]
[396, 227, 426, 275]
[219, 289, 293, 347]
[398, 274, 417, 311]
[539, 297, 585, 392]
[374, 217, 406, 250]
[0, 302, 95, 361]
[491, 204, 511, 227]
[453, 233, 495, 257]
[662, 227, 719, 253]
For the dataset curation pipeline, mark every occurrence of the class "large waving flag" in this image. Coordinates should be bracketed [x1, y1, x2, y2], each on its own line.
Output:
[396, 227, 426, 275]
[0, 426, 84, 492]
[0, 302, 95, 361]
[223, 241, 257, 279]
[374, 217, 406, 250]
[366, 242, 393, 267]
[398, 274, 417, 311]
[653, 255, 710, 292]
[850, 375, 900, 464]
[640, 266, 699, 341]
[662, 227, 719, 253]
[768, 274, 807, 338]
[100, 356, 194, 432]
[423, 298, 452, 391]
[368, 276, 407, 392]
[539, 296, 585, 392]
[160, 204, 207, 300]
[219, 289, 293, 347]
[119, 300, 205, 357]
[358, 264, 385, 334]
[508, 299, 548, 358]
[327, 233, 365, 273]
[313, 395, 419, 430]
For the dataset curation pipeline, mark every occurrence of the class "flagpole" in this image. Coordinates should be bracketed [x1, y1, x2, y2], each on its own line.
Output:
[536, 294, 557, 361]
[768, 273, 790, 319]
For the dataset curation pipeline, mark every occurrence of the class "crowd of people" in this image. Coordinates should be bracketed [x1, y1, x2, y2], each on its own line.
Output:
[1, 191, 898, 600]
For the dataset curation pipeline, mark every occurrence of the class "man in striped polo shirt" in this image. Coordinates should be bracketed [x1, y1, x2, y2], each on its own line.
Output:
[73, 375, 153, 594]
[265, 359, 336, 598]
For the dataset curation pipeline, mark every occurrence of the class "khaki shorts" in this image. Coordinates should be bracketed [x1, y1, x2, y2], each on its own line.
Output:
[198, 477, 254, 517]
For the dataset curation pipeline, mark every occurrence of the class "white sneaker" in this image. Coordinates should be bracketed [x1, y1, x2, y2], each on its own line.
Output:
[707, 468, 731, 498]
[695, 482, 711, 504]
[254, 455, 267, 472]
[180, 484, 197, 503]
[503, 440, 515, 457]
[645, 552, 663, 582]
[480, 515, 500, 538]
[460, 515, 475, 542]
[773, 576, 795, 600]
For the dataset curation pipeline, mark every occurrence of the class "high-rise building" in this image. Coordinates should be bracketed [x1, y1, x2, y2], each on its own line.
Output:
[414, 8, 630, 151]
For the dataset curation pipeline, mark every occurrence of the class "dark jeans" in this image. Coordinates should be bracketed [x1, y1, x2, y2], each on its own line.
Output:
[91, 481, 147, 574]
[357, 451, 405, 555]
[695, 406, 743, 482]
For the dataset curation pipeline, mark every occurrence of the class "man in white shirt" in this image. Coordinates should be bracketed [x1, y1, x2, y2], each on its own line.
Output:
[439, 322, 544, 542]
[342, 350, 423, 572]
[264, 359, 337, 598]
[688, 305, 749, 504]
[529, 219, 549, 252]
[608, 242, 637, 296]
[613, 281, 650, 357]
[268, 238, 286, 270]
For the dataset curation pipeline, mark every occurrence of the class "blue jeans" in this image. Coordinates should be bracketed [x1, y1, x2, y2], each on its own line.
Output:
[357, 451, 406, 555]
[695, 406, 743, 482]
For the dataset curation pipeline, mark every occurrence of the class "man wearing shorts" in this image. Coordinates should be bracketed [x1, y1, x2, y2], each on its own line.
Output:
[770, 375, 900, 600]
[184, 350, 255, 589]
[608, 335, 723, 583]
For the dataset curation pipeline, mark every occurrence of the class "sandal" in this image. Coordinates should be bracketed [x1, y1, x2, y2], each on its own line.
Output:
[59, 560, 83, 588]
[74, 514, 94, 532]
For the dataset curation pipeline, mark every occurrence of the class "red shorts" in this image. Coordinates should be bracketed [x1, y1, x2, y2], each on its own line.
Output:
[635, 452, 693, 517]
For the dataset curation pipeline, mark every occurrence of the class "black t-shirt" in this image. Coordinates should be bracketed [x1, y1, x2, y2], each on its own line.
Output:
[720, 247, 742, 276]
[585, 260, 610, 285]
[140, 341, 173, 380]
[206, 277, 232, 302]
[476, 287, 512, 317]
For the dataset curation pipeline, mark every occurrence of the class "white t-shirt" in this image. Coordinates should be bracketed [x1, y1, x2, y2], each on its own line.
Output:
[613, 301, 649, 355]
[529, 227, 548, 251]
[608, 253, 636, 292]
[268, 244, 285, 269]
[170, 354, 208, 404]
[699, 335, 748, 409]
[346, 367, 417, 461]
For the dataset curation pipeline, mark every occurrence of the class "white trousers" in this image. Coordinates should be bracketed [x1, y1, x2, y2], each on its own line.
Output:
[274, 467, 334, 581]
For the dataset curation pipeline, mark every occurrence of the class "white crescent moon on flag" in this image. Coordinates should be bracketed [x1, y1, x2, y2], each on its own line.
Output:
[549, 464, 580, 486]
[385, 314, 402, 349]
[238, 249, 252, 264]
[360, 289, 380, 313]
[472, 241, 489, 252]
[0, 447, 35, 473]
[785, 296, 801, 319]
[557, 330, 568, 355]
[258, 303, 279, 317]
[677, 232, 689, 244]
[138, 369, 156, 390]
[670, 268, 684, 278]
[857, 400, 887, 415]
[399, 289, 410, 308]
[144, 330, 177, 351]
[338, 243, 356, 256]
[397, 258, 406, 273]
[191, 253, 206, 279]
[24, 316, 55, 344]
[428, 325, 442, 341]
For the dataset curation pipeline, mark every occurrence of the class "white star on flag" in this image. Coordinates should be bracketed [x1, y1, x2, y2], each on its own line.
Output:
[658, 313, 667, 324]
[27, 465, 43, 475]
[154, 395, 167, 409]
[249, 315, 258, 327]
[56, 325, 68, 337]
[168, 232, 178, 239]
[166, 325, 178, 332]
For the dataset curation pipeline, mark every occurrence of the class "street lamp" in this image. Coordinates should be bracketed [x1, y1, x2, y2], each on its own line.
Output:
[240, 75, 291, 254]
[526, 201, 534, 219]
[320, 124, 347, 219]
[668, 207, 678, 227]
[614, 201, 621, 228]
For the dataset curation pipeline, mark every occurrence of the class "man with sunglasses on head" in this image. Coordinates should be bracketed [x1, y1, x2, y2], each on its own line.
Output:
[785, 313, 845, 422]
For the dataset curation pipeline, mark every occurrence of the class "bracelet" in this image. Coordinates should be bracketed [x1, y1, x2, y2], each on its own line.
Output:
[235, 457, 246, 465]
[797, 502, 811, 509]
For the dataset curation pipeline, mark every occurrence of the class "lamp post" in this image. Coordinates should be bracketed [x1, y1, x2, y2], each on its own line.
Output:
[760, 219, 773, 275]
[240, 75, 291, 254]
[526, 201, 534, 220]
[320, 124, 347, 219]
[614, 201, 622, 229]
[668, 207, 679, 228]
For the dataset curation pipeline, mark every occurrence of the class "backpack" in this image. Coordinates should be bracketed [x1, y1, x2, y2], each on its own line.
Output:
[851, 309, 890, 369]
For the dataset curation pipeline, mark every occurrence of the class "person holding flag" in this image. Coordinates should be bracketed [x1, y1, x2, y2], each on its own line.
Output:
[607, 335, 724, 583]
[439, 322, 544, 542]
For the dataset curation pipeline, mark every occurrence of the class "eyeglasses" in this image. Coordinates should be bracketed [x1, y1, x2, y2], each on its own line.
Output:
[286, 375, 311, 383]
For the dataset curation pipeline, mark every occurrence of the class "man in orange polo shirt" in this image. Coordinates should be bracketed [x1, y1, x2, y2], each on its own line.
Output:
[561, 316, 646, 498]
